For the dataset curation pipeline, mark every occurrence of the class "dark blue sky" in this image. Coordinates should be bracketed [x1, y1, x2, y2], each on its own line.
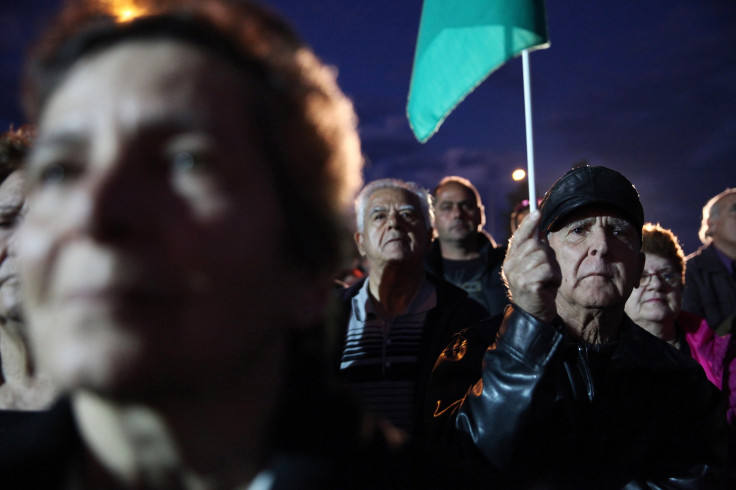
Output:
[2, 0, 735, 252]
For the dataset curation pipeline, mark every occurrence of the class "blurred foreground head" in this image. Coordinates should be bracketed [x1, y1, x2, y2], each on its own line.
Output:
[20, 0, 362, 398]
[0, 125, 59, 411]
[0, 125, 33, 324]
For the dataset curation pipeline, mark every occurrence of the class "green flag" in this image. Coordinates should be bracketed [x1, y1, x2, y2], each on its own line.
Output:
[407, 0, 549, 142]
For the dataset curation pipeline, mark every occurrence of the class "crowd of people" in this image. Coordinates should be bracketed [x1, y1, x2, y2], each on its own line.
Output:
[0, 0, 734, 488]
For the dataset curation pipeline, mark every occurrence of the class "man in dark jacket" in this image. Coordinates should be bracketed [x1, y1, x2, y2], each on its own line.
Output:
[430, 166, 729, 489]
[338, 178, 491, 444]
[683, 188, 736, 334]
[426, 176, 509, 317]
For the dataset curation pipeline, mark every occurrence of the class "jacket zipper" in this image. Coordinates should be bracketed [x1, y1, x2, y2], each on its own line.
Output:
[577, 344, 595, 402]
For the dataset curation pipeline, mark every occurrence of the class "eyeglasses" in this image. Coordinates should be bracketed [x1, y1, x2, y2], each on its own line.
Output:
[639, 269, 681, 288]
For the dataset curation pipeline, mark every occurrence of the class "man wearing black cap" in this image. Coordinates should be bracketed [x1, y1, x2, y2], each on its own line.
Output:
[429, 166, 729, 488]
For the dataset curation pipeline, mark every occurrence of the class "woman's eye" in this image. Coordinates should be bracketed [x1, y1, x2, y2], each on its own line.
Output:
[0, 214, 17, 228]
[38, 163, 67, 185]
[661, 272, 677, 284]
[171, 151, 206, 173]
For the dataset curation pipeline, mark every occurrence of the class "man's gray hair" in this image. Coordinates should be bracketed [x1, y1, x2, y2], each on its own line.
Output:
[355, 178, 434, 232]
[699, 188, 736, 244]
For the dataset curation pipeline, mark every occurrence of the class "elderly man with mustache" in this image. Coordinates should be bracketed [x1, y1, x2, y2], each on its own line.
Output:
[337, 178, 490, 446]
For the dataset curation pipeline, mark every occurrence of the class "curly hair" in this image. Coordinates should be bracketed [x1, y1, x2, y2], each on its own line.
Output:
[640, 223, 686, 285]
[0, 124, 35, 182]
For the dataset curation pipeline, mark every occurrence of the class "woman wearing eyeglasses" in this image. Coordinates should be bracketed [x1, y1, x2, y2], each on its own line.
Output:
[625, 223, 730, 388]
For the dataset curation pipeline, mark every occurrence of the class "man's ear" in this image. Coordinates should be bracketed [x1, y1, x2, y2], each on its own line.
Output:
[706, 216, 717, 239]
[355, 231, 365, 256]
[478, 204, 486, 229]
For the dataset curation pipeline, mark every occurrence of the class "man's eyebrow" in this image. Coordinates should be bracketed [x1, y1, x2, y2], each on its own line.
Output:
[564, 216, 594, 228]
[398, 204, 416, 211]
[608, 217, 634, 228]
[369, 205, 388, 215]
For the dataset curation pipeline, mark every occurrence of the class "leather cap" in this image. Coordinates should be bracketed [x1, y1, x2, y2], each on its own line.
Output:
[539, 166, 644, 233]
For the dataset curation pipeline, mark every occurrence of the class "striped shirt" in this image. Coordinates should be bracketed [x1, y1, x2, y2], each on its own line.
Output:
[340, 277, 437, 433]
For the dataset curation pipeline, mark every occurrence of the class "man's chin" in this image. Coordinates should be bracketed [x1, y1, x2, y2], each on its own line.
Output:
[442, 230, 472, 242]
[568, 286, 625, 310]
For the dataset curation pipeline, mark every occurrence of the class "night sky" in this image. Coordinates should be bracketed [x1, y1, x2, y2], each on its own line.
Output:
[2, 0, 734, 252]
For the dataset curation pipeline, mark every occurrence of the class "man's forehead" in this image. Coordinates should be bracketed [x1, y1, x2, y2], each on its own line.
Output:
[368, 188, 417, 208]
[437, 182, 475, 200]
[555, 205, 635, 229]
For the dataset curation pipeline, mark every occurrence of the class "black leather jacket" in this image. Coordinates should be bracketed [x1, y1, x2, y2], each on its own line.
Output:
[429, 305, 731, 489]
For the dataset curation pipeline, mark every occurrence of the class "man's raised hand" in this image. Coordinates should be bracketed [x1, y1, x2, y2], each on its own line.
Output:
[502, 210, 561, 323]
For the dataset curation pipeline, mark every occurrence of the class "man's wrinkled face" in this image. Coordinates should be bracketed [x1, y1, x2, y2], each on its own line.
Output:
[547, 206, 644, 313]
[356, 187, 430, 270]
[20, 40, 300, 398]
[434, 182, 483, 244]
[710, 193, 736, 252]
[0, 170, 26, 323]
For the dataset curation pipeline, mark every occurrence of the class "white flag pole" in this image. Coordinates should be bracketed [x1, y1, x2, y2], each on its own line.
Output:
[521, 49, 537, 212]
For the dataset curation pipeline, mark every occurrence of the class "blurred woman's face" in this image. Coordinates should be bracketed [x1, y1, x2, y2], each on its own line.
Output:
[20, 39, 301, 398]
[624, 253, 682, 326]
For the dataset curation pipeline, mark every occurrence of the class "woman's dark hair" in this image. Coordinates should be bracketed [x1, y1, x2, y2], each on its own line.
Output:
[23, 0, 362, 277]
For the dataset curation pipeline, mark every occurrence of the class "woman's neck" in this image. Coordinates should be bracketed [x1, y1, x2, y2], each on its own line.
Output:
[634, 318, 678, 345]
[71, 348, 286, 488]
